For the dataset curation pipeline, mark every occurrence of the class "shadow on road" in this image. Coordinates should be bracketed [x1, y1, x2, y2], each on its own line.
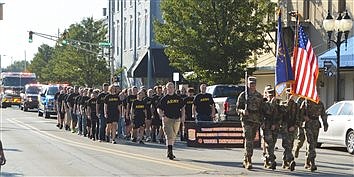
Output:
[3, 148, 21, 152]
[0, 171, 23, 177]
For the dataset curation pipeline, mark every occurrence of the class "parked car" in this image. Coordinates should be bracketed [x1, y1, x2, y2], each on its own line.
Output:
[20, 84, 42, 111]
[38, 85, 60, 118]
[318, 100, 354, 154]
[206, 85, 244, 121]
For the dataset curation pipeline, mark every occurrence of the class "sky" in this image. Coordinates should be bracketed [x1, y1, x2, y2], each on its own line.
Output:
[0, 0, 107, 68]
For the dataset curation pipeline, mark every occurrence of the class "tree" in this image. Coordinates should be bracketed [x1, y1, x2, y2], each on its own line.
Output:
[155, 0, 276, 84]
[28, 17, 110, 87]
[28, 44, 54, 82]
[4, 60, 30, 72]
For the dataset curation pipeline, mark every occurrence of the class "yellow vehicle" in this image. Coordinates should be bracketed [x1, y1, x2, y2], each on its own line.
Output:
[0, 72, 37, 108]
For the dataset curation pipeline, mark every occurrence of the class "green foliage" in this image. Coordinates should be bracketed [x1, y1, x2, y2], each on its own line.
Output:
[155, 0, 276, 84]
[28, 17, 110, 87]
[4, 60, 30, 72]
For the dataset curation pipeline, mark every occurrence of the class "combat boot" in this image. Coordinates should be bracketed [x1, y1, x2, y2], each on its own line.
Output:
[242, 158, 248, 168]
[282, 161, 289, 169]
[246, 156, 252, 170]
[294, 147, 300, 158]
[263, 156, 270, 168]
[304, 159, 311, 169]
[310, 159, 317, 172]
[269, 161, 277, 170]
[289, 160, 296, 171]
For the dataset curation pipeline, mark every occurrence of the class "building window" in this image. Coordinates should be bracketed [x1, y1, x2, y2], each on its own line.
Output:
[116, 0, 119, 12]
[144, 9, 148, 46]
[130, 15, 133, 49]
[338, 0, 346, 13]
[303, 0, 309, 20]
[123, 0, 126, 9]
[137, 13, 141, 47]
[124, 18, 127, 50]
[130, 0, 133, 7]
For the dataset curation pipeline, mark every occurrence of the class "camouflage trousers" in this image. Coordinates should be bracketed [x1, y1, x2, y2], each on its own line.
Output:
[241, 121, 260, 158]
[263, 125, 279, 162]
[304, 119, 321, 161]
[295, 126, 306, 150]
[280, 127, 297, 162]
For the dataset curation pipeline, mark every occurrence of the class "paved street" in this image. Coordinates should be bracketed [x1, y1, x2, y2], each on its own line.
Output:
[0, 107, 353, 176]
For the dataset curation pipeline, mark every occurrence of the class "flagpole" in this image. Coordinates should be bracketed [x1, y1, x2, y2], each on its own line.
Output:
[291, 11, 300, 95]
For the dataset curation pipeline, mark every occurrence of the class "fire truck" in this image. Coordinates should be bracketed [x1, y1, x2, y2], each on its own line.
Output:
[0, 72, 37, 108]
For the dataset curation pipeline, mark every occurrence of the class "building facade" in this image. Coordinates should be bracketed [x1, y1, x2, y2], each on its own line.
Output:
[109, 0, 175, 88]
[253, 0, 354, 108]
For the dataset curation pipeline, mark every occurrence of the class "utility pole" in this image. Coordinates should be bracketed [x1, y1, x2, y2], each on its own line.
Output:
[24, 50, 26, 72]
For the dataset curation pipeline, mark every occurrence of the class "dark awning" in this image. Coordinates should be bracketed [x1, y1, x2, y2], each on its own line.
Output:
[131, 49, 176, 78]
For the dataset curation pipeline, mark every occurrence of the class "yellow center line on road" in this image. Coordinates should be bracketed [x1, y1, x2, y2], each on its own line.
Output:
[8, 118, 214, 172]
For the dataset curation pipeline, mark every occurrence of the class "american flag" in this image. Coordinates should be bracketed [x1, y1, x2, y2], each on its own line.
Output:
[292, 25, 319, 103]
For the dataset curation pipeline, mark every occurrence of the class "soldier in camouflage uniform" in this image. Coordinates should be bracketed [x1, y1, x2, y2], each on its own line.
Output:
[261, 88, 280, 170]
[236, 76, 264, 170]
[299, 99, 328, 172]
[294, 97, 306, 158]
[279, 92, 299, 171]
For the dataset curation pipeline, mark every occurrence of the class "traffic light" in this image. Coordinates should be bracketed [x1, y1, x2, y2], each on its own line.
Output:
[28, 31, 33, 43]
[62, 31, 68, 45]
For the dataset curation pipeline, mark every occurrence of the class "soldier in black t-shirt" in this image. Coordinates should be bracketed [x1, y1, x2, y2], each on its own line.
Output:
[192, 84, 215, 122]
[80, 89, 90, 137]
[64, 87, 73, 131]
[75, 88, 84, 135]
[143, 89, 154, 142]
[66, 86, 80, 133]
[151, 85, 164, 143]
[125, 86, 138, 140]
[54, 90, 61, 128]
[181, 88, 195, 140]
[96, 83, 109, 142]
[104, 85, 122, 144]
[87, 89, 99, 141]
[131, 90, 147, 144]
[57, 89, 66, 129]
[157, 82, 185, 160]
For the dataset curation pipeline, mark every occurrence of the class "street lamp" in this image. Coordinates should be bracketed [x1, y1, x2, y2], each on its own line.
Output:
[323, 10, 353, 102]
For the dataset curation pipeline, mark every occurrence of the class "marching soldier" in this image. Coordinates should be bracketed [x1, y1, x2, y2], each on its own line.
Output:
[279, 90, 298, 171]
[294, 97, 306, 158]
[236, 76, 264, 170]
[261, 88, 280, 170]
[300, 99, 328, 172]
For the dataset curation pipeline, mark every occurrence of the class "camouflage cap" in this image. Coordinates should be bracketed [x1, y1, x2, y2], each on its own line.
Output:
[248, 76, 256, 84]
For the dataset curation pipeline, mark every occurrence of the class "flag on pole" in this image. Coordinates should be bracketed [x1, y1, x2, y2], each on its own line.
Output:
[275, 10, 294, 95]
[292, 24, 320, 103]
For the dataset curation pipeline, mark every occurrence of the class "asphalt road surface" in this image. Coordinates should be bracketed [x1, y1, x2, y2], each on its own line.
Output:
[0, 106, 353, 176]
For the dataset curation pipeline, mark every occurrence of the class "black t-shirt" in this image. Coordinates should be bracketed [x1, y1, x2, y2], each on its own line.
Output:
[58, 93, 65, 104]
[184, 96, 194, 120]
[193, 93, 214, 116]
[104, 94, 121, 116]
[87, 97, 97, 114]
[54, 92, 60, 101]
[66, 93, 79, 108]
[152, 94, 162, 117]
[126, 95, 137, 112]
[96, 92, 108, 114]
[143, 97, 153, 119]
[80, 96, 90, 110]
[132, 100, 146, 119]
[75, 95, 82, 105]
[158, 94, 184, 119]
